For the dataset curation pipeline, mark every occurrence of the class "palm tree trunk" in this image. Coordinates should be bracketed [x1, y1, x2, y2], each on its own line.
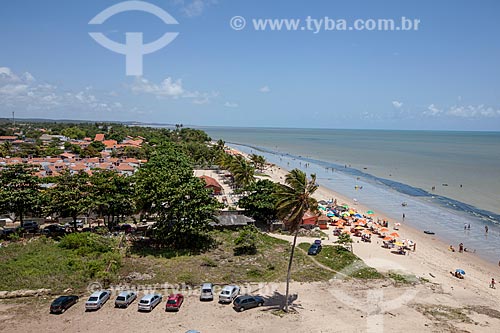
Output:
[284, 228, 299, 312]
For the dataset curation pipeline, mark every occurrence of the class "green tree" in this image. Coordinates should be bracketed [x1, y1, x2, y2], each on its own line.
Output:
[90, 141, 106, 152]
[336, 232, 353, 252]
[250, 154, 266, 172]
[275, 169, 318, 312]
[44, 170, 91, 229]
[61, 127, 86, 140]
[90, 170, 134, 228]
[238, 180, 278, 224]
[230, 155, 255, 188]
[134, 145, 221, 249]
[233, 226, 258, 255]
[0, 164, 41, 224]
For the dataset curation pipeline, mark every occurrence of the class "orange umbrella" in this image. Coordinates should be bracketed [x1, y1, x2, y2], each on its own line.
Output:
[383, 236, 393, 241]
[390, 232, 400, 238]
[362, 229, 372, 234]
[380, 228, 389, 233]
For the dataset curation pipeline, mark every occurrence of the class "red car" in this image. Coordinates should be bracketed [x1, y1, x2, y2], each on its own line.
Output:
[165, 293, 184, 311]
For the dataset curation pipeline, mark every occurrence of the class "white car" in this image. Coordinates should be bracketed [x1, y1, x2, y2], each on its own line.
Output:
[115, 291, 137, 308]
[219, 285, 240, 304]
[138, 293, 162, 311]
[85, 290, 111, 310]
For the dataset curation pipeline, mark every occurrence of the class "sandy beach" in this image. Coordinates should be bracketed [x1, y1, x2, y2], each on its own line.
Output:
[265, 161, 500, 296]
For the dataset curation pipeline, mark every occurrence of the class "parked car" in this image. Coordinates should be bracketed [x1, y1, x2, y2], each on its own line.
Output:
[0, 227, 19, 239]
[219, 285, 240, 304]
[307, 242, 322, 255]
[64, 220, 83, 229]
[200, 283, 214, 301]
[21, 221, 39, 233]
[115, 291, 137, 308]
[165, 293, 184, 311]
[50, 295, 79, 314]
[233, 295, 264, 312]
[138, 294, 162, 311]
[85, 290, 111, 311]
[42, 224, 67, 236]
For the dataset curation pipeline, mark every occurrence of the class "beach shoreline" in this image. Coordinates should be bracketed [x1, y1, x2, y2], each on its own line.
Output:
[230, 145, 500, 304]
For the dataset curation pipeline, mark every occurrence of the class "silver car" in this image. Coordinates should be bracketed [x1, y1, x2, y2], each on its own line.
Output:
[138, 293, 162, 312]
[200, 283, 214, 301]
[85, 290, 111, 310]
[219, 285, 240, 304]
[115, 291, 137, 308]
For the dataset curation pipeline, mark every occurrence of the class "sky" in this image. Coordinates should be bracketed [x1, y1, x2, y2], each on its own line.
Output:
[0, 0, 499, 130]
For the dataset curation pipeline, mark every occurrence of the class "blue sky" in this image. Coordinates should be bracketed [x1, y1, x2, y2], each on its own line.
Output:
[1, 0, 499, 130]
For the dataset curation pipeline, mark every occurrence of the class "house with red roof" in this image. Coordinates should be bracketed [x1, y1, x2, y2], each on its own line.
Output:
[94, 133, 105, 142]
[199, 175, 223, 195]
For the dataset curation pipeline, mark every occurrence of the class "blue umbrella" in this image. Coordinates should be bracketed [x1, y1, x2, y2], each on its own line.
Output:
[456, 269, 466, 275]
[354, 213, 363, 218]
[327, 212, 335, 217]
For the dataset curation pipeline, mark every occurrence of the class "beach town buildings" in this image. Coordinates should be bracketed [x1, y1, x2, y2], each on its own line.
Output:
[0, 132, 147, 177]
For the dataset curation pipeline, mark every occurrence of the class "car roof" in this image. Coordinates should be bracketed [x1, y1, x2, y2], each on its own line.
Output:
[201, 283, 213, 288]
[141, 294, 158, 300]
[222, 285, 236, 290]
[117, 291, 133, 297]
[90, 290, 107, 297]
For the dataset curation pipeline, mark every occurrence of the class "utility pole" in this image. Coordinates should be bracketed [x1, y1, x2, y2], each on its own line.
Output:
[12, 111, 15, 126]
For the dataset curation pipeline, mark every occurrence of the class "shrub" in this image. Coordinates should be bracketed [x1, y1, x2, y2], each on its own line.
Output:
[233, 226, 258, 255]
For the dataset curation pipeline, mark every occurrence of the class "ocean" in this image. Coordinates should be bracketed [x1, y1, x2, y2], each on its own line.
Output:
[201, 127, 500, 264]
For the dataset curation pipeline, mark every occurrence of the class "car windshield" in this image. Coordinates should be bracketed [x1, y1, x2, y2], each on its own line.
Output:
[202, 289, 211, 293]
[222, 290, 229, 295]
[88, 297, 98, 302]
[116, 296, 125, 301]
[140, 300, 149, 304]
[167, 300, 177, 304]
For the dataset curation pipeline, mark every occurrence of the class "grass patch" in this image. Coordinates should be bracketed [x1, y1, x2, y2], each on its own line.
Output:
[120, 230, 336, 285]
[414, 304, 475, 324]
[0, 234, 121, 293]
[387, 271, 419, 284]
[298, 243, 383, 280]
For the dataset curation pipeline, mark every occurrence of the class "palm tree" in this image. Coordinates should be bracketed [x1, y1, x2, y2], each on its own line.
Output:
[275, 169, 318, 312]
[230, 156, 255, 188]
[250, 154, 266, 172]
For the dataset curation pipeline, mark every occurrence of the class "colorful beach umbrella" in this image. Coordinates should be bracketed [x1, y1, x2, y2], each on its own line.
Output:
[380, 228, 389, 233]
[394, 241, 405, 246]
[456, 269, 466, 275]
[390, 232, 400, 238]
[383, 236, 393, 241]
[366, 210, 375, 215]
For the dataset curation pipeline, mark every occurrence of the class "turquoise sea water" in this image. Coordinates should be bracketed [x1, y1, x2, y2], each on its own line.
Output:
[201, 127, 500, 264]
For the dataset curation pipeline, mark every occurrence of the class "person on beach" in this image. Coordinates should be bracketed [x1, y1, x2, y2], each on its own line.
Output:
[459, 243, 464, 253]
[449, 245, 455, 252]
[490, 278, 496, 289]
[485, 225, 489, 233]
[403, 213, 405, 221]
[468, 224, 471, 230]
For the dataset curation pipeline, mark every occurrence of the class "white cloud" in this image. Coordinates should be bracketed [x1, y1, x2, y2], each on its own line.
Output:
[130, 76, 218, 104]
[392, 100, 403, 108]
[0, 66, 124, 114]
[174, 0, 216, 17]
[131, 77, 184, 97]
[423, 103, 500, 118]
[0, 84, 28, 95]
[424, 104, 442, 116]
[224, 101, 238, 108]
[259, 85, 270, 93]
